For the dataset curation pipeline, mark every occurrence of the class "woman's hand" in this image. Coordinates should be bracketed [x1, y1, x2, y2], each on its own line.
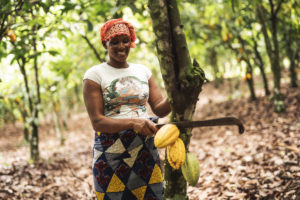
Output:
[131, 118, 158, 136]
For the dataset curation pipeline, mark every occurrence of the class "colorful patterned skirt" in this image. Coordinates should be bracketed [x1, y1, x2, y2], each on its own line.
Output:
[93, 127, 164, 200]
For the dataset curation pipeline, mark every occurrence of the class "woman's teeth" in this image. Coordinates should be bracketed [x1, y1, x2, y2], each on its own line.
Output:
[118, 51, 126, 56]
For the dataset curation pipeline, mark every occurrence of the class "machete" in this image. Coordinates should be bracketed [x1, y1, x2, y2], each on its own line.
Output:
[156, 117, 244, 134]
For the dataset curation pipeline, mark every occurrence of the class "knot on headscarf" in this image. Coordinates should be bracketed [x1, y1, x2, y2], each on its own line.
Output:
[100, 18, 136, 48]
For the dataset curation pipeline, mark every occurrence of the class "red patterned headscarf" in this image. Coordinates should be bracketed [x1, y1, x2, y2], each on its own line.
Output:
[100, 18, 136, 48]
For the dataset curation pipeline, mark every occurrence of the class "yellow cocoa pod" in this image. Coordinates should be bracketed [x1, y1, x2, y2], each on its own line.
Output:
[181, 153, 200, 186]
[154, 124, 179, 148]
[167, 138, 186, 169]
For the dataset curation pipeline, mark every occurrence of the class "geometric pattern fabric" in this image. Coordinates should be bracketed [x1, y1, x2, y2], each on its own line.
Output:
[93, 126, 163, 200]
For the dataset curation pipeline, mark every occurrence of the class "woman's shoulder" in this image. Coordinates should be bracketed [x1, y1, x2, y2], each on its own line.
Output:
[129, 63, 150, 71]
[85, 63, 107, 73]
[129, 63, 152, 79]
[83, 63, 108, 84]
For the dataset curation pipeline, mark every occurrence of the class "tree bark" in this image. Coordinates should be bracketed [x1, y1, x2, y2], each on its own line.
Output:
[15, 98, 30, 142]
[257, 4, 284, 112]
[286, 31, 298, 88]
[243, 58, 256, 100]
[15, 48, 39, 161]
[237, 36, 256, 100]
[209, 48, 222, 88]
[253, 38, 270, 95]
[148, 0, 206, 199]
[30, 33, 40, 162]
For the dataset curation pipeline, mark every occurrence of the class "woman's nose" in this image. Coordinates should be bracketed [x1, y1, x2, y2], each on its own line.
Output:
[119, 42, 125, 48]
[118, 41, 129, 49]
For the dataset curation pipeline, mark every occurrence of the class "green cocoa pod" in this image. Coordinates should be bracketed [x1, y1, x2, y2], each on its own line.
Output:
[181, 152, 200, 186]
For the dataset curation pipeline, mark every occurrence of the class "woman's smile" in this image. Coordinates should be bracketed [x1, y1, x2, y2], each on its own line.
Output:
[107, 34, 131, 67]
[117, 50, 127, 56]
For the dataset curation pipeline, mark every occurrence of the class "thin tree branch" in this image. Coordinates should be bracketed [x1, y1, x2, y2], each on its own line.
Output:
[275, 0, 284, 15]
[269, 0, 275, 15]
[81, 35, 104, 63]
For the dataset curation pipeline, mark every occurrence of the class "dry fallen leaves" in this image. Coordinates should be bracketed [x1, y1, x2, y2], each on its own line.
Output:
[0, 76, 299, 200]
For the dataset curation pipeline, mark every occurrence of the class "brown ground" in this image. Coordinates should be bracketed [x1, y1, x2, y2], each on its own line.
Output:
[0, 74, 299, 200]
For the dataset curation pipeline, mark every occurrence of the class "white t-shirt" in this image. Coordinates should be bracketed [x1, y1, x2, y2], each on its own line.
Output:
[83, 62, 152, 119]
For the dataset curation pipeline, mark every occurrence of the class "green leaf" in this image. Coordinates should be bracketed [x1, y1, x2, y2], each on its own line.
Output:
[86, 20, 93, 32]
[10, 57, 17, 65]
[128, 4, 139, 14]
[40, 2, 50, 13]
[48, 50, 59, 56]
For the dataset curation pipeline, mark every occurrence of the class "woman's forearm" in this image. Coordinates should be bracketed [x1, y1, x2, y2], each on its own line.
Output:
[91, 116, 134, 133]
[91, 116, 157, 136]
[152, 97, 171, 117]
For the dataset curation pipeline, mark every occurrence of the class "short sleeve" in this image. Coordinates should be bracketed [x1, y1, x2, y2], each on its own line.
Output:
[140, 64, 152, 80]
[83, 66, 102, 85]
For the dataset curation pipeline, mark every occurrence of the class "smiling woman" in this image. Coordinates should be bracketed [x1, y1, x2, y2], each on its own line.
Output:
[106, 35, 131, 67]
[82, 18, 171, 200]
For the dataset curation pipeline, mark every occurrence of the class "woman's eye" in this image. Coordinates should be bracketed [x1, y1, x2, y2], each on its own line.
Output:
[111, 40, 118, 45]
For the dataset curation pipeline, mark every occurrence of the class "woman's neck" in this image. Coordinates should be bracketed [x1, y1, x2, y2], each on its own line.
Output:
[107, 59, 129, 69]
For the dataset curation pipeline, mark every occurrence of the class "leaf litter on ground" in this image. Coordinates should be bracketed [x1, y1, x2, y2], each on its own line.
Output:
[0, 74, 299, 200]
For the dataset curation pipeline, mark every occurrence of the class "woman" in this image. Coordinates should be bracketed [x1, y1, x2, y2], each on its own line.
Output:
[83, 18, 170, 200]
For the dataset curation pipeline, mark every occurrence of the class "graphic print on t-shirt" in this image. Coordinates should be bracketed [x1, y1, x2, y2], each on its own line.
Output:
[103, 76, 149, 118]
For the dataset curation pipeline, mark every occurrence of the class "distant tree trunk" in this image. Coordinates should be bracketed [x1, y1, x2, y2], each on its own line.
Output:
[209, 48, 221, 87]
[52, 100, 65, 145]
[30, 33, 40, 162]
[15, 98, 30, 142]
[243, 58, 256, 100]
[16, 66, 30, 142]
[15, 48, 38, 160]
[236, 36, 256, 100]
[286, 32, 298, 88]
[148, 0, 206, 199]
[253, 39, 270, 96]
[257, 3, 284, 112]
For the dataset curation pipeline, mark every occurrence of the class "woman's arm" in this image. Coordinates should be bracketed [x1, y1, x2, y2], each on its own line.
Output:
[148, 76, 171, 117]
[83, 79, 157, 135]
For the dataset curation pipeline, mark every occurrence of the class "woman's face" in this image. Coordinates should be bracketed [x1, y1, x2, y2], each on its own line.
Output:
[106, 34, 131, 64]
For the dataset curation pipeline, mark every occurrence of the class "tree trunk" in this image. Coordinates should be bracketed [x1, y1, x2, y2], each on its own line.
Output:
[253, 39, 270, 95]
[257, 4, 284, 112]
[23, 126, 29, 142]
[209, 48, 222, 88]
[148, 0, 206, 199]
[243, 59, 256, 100]
[52, 101, 65, 145]
[17, 99, 30, 142]
[237, 36, 256, 100]
[16, 54, 35, 143]
[270, 7, 284, 112]
[30, 34, 40, 162]
[286, 32, 298, 88]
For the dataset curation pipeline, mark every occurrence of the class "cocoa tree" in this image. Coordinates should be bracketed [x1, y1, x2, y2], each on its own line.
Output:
[148, 0, 206, 198]
[3, 1, 59, 162]
[256, 1, 285, 112]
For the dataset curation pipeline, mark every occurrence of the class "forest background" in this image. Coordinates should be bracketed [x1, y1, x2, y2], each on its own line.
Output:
[0, 0, 299, 199]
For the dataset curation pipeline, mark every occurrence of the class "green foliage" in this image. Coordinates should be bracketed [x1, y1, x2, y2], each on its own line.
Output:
[0, 0, 299, 127]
